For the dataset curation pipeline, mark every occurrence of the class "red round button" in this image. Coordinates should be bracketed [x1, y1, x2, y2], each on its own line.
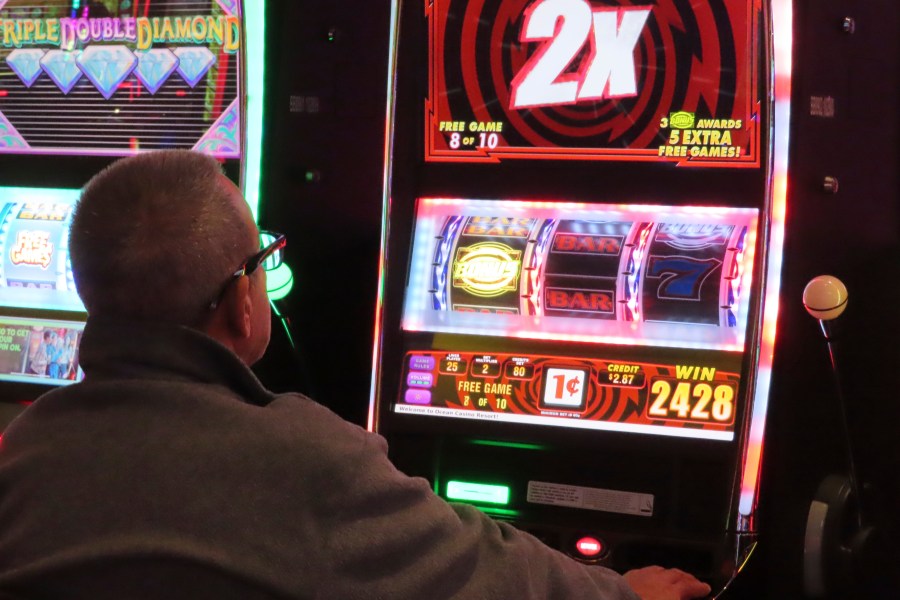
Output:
[575, 536, 604, 558]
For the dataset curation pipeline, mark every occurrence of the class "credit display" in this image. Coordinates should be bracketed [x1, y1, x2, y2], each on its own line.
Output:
[427, 0, 761, 165]
[404, 198, 758, 351]
[0, 0, 242, 157]
[0, 186, 83, 313]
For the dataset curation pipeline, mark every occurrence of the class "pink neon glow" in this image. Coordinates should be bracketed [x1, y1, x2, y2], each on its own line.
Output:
[369, 0, 402, 433]
[733, 225, 759, 332]
[625, 224, 652, 321]
[730, 238, 747, 319]
[739, 0, 792, 517]
[423, 197, 751, 216]
[525, 235, 544, 314]
[368, 186, 390, 432]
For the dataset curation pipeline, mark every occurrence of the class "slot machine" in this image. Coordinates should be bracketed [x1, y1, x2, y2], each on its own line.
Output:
[370, 0, 792, 591]
[0, 0, 276, 424]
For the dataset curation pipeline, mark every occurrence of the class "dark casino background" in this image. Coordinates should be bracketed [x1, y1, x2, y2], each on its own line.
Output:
[0, 0, 897, 597]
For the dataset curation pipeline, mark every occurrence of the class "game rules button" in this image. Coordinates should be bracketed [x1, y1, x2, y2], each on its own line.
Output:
[409, 355, 436, 371]
[404, 389, 432, 405]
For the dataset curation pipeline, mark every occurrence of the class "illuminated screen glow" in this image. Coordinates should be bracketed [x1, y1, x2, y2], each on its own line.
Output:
[403, 198, 759, 352]
[426, 0, 762, 166]
[0, 0, 243, 158]
[0, 186, 84, 313]
[0, 315, 85, 387]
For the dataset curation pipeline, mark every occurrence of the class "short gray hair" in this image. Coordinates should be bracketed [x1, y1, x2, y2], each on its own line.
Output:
[70, 150, 254, 327]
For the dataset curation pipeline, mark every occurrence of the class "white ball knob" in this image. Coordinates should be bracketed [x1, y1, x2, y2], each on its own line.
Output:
[803, 275, 848, 321]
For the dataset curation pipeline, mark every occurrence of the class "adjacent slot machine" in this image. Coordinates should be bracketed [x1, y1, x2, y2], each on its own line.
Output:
[0, 185, 84, 423]
[0, 0, 271, 423]
[371, 0, 792, 590]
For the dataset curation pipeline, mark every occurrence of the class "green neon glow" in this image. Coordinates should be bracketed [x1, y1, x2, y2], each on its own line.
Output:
[243, 0, 265, 220]
[266, 263, 294, 300]
[446, 481, 510, 505]
[270, 298, 297, 349]
[478, 506, 522, 519]
[244, 2, 287, 302]
[469, 439, 546, 451]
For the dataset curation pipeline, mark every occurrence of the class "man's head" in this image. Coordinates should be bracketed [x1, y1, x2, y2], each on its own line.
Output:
[70, 150, 271, 364]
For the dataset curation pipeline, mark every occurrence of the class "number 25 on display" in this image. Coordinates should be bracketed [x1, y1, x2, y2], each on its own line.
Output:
[510, 0, 651, 109]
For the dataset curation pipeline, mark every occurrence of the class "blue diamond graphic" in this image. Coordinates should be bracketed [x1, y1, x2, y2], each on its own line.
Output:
[174, 47, 216, 88]
[76, 45, 137, 100]
[41, 50, 83, 94]
[7, 49, 46, 87]
[134, 49, 179, 95]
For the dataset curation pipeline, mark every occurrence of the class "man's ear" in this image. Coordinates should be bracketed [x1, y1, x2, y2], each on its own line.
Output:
[225, 275, 253, 340]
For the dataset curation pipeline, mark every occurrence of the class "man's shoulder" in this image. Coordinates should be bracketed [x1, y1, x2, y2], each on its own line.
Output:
[255, 392, 381, 456]
[14, 380, 372, 454]
[4, 384, 385, 496]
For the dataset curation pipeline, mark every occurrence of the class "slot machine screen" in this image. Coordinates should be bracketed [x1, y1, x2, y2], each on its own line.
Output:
[0, 186, 84, 388]
[0, 186, 83, 313]
[0, 0, 242, 157]
[393, 198, 758, 442]
[0, 315, 83, 386]
[426, 0, 761, 166]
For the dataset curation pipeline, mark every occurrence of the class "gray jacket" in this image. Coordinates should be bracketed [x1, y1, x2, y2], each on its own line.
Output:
[0, 317, 639, 600]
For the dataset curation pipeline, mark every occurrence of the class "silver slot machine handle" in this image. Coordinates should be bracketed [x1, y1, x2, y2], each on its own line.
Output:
[801, 276, 877, 598]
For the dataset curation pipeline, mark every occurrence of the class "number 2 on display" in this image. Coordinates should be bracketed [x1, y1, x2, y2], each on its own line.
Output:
[510, 0, 651, 110]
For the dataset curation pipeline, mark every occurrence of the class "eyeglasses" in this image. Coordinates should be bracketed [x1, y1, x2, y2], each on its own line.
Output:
[209, 230, 287, 310]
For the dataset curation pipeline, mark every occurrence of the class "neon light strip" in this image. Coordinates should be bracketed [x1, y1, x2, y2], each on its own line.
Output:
[243, 0, 265, 219]
[476, 506, 522, 518]
[396, 404, 735, 442]
[368, 0, 402, 432]
[420, 198, 755, 215]
[469, 439, 546, 451]
[401, 320, 747, 352]
[739, 0, 792, 517]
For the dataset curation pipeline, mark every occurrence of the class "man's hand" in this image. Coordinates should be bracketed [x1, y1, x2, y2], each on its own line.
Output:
[623, 565, 711, 600]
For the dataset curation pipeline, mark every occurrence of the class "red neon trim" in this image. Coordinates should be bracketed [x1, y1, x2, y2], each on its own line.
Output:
[213, 52, 230, 117]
